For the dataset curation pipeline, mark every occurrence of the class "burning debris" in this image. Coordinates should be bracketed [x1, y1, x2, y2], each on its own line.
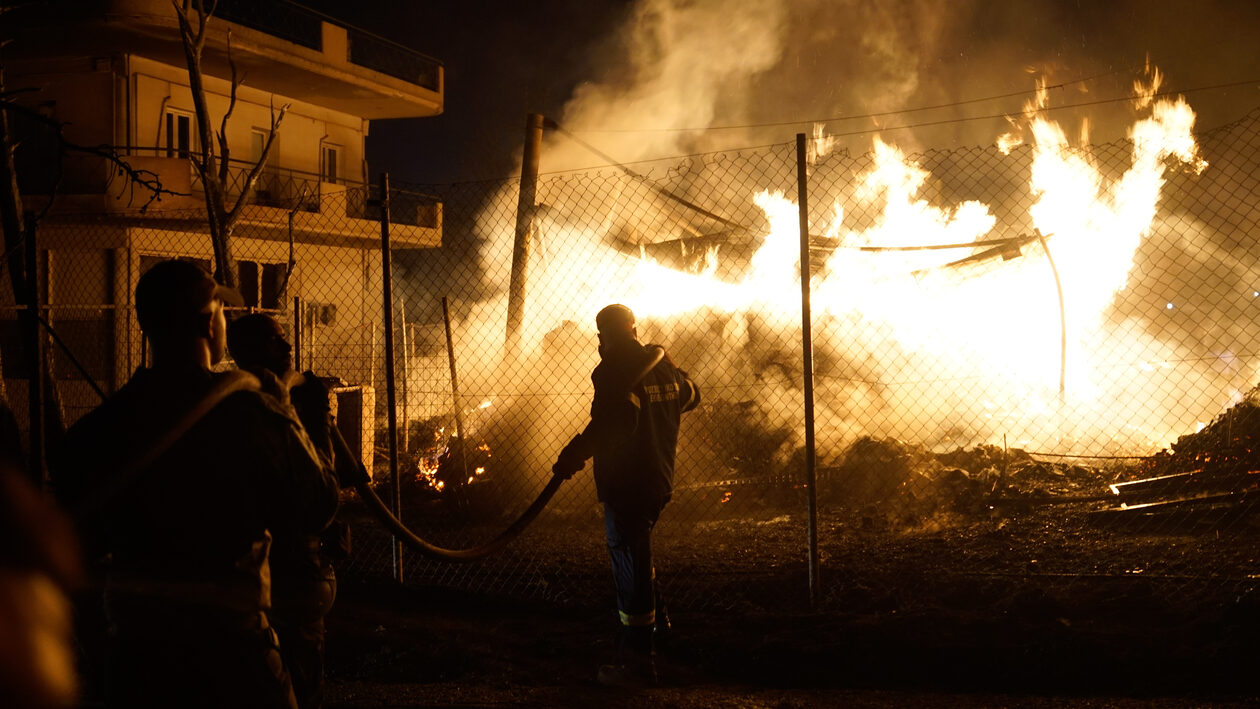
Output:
[1143, 384, 1260, 480]
[820, 437, 1109, 522]
[1082, 383, 1260, 529]
[408, 401, 496, 502]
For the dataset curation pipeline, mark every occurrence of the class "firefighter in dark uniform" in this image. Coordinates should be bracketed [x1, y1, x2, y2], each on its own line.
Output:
[227, 313, 370, 709]
[553, 304, 700, 687]
[50, 260, 339, 709]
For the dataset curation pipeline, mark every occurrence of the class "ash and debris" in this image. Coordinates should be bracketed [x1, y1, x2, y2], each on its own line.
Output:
[1143, 384, 1260, 479]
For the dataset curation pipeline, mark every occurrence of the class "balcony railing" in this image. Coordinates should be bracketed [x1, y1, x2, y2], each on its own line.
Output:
[213, 0, 442, 91]
[187, 157, 440, 228]
[213, 0, 322, 51]
[346, 27, 442, 91]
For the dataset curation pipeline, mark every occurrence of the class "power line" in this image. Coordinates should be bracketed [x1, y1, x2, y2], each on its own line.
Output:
[538, 78, 1259, 176]
[571, 66, 1139, 134]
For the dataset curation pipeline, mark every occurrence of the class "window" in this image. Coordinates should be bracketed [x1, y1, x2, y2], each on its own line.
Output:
[165, 110, 193, 159]
[320, 143, 340, 184]
[251, 129, 280, 205]
[251, 129, 267, 163]
[237, 260, 289, 311]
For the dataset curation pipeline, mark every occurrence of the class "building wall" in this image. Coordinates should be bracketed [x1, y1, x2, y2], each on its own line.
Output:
[128, 54, 366, 183]
[8, 58, 118, 194]
[9, 52, 370, 197]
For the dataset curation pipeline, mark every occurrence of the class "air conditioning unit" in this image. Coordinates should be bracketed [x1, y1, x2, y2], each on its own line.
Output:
[332, 384, 375, 480]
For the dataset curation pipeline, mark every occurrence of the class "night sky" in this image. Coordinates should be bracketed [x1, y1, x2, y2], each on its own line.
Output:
[306, 0, 1260, 187]
[303, 0, 635, 184]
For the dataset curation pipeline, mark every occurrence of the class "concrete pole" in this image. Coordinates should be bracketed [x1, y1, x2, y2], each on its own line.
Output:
[505, 113, 544, 361]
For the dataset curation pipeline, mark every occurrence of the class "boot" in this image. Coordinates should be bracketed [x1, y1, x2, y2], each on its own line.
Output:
[597, 626, 657, 688]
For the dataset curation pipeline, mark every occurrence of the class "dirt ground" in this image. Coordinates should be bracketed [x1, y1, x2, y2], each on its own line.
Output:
[327, 493, 1260, 706]
[320, 427, 1260, 707]
[324, 577, 1260, 708]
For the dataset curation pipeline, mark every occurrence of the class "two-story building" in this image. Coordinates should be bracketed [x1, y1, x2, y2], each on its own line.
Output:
[2, 0, 444, 466]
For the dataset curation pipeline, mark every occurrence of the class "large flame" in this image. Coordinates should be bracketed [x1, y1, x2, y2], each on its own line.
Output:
[477, 68, 1213, 458]
[616, 71, 1205, 452]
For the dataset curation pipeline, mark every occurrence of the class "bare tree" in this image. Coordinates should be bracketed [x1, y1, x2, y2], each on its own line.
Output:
[173, 0, 289, 289]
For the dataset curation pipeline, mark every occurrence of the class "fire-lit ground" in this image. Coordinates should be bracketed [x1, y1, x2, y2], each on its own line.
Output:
[327, 442, 1260, 705]
[324, 500, 1260, 707]
[323, 581, 1260, 707]
[324, 376, 1260, 705]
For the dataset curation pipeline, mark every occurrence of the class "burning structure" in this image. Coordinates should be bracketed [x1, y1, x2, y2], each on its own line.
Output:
[403, 63, 1232, 510]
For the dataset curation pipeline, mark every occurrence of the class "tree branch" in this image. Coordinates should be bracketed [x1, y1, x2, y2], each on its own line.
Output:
[227, 100, 288, 223]
[217, 28, 237, 187]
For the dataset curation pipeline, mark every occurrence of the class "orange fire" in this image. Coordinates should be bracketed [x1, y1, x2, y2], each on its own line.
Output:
[496, 65, 1217, 457]
[618, 67, 1207, 453]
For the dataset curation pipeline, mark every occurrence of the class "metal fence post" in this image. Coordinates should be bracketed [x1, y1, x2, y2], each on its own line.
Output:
[292, 296, 302, 371]
[379, 172, 404, 583]
[506, 113, 543, 360]
[23, 215, 44, 486]
[796, 134, 820, 608]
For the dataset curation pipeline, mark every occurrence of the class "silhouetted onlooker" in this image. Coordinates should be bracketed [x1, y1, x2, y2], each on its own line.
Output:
[228, 312, 369, 709]
[50, 260, 339, 709]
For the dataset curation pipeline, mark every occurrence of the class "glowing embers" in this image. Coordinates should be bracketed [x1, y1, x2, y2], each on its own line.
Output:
[411, 404, 495, 495]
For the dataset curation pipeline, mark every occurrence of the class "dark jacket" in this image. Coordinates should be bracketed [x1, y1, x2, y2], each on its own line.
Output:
[582, 341, 700, 515]
[51, 366, 339, 613]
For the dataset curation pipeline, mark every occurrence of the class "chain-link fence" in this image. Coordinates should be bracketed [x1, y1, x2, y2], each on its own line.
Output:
[6, 103, 1260, 618]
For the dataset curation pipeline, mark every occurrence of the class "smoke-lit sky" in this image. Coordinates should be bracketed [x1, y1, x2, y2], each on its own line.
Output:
[307, 0, 1260, 186]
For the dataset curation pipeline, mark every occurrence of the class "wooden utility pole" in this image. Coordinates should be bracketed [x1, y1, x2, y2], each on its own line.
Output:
[506, 113, 543, 360]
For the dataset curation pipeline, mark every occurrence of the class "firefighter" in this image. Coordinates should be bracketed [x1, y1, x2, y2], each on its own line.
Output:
[227, 313, 369, 709]
[50, 260, 339, 709]
[552, 304, 700, 687]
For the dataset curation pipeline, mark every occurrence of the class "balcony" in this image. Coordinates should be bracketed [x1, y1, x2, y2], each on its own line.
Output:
[27, 154, 441, 248]
[2, 0, 443, 119]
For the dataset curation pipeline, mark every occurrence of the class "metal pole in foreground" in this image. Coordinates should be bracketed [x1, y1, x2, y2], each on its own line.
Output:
[292, 296, 302, 372]
[796, 134, 820, 608]
[23, 216, 44, 485]
[379, 173, 404, 583]
[505, 113, 543, 361]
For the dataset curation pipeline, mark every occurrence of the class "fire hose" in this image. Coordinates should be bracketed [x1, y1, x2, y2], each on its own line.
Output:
[81, 346, 666, 562]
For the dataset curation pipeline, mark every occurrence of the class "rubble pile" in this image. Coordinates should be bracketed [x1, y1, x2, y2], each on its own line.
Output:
[1143, 386, 1260, 479]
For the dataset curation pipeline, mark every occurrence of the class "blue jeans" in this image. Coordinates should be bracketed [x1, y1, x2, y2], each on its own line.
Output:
[603, 502, 660, 626]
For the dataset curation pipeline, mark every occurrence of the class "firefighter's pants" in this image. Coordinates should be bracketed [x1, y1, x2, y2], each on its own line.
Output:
[603, 502, 661, 627]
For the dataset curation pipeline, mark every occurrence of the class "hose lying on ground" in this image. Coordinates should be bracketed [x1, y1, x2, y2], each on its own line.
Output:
[352, 476, 565, 562]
